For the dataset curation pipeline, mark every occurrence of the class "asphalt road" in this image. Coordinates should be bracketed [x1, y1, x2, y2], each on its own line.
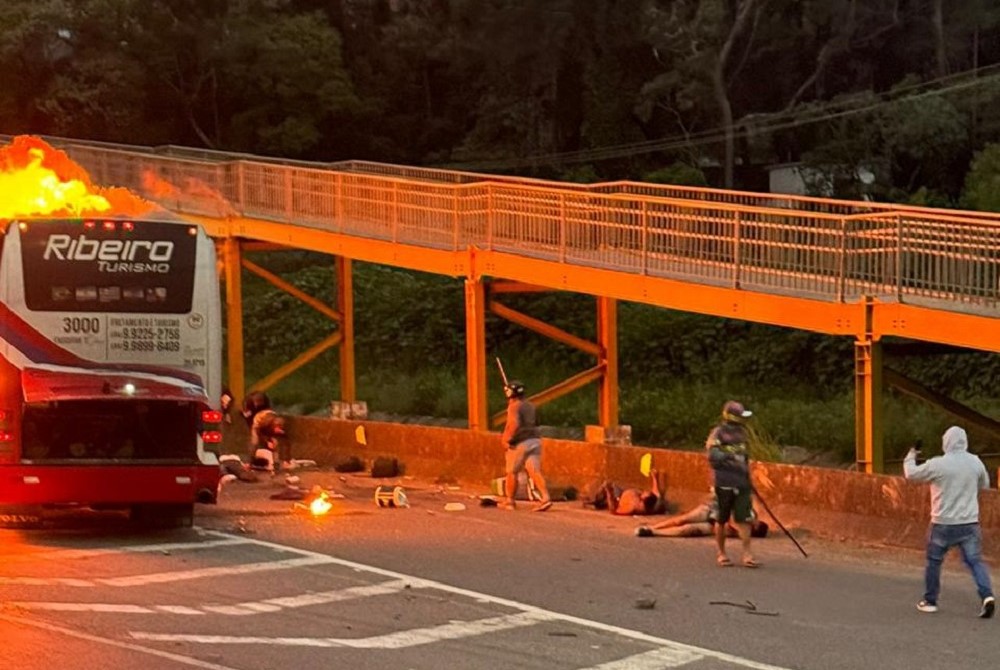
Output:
[2, 470, 997, 670]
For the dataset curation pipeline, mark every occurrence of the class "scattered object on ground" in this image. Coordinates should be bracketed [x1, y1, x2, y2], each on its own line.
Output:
[639, 452, 653, 477]
[479, 496, 498, 507]
[283, 459, 317, 471]
[444, 502, 466, 512]
[294, 485, 334, 516]
[334, 456, 364, 473]
[271, 487, 308, 501]
[371, 457, 400, 478]
[548, 631, 578, 637]
[374, 485, 409, 508]
[634, 598, 656, 610]
[709, 600, 779, 616]
[219, 454, 259, 482]
[232, 518, 254, 534]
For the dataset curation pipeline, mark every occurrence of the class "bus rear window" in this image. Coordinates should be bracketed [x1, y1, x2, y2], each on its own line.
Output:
[21, 400, 199, 462]
[20, 219, 197, 313]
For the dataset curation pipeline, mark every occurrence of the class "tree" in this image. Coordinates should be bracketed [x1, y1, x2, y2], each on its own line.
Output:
[961, 143, 1000, 212]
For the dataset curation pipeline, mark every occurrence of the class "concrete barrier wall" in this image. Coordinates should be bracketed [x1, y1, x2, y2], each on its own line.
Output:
[266, 416, 1000, 558]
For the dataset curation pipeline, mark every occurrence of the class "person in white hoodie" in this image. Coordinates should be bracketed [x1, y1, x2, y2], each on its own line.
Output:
[904, 426, 995, 618]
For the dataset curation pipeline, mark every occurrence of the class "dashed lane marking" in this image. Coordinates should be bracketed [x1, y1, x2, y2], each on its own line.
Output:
[581, 647, 704, 669]
[0, 555, 335, 588]
[1, 537, 254, 563]
[14, 578, 417, 616]
[131, 611, 554, 649]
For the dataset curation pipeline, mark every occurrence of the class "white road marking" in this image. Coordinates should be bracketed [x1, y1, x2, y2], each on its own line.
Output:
[1, 537, 254, 563]
[134, 529, 790, 670]
[130, 611, 553, 649]
[582, 647, 704, 669]
[14, 578, 416, 616]
[0, 555, 334, 588]
[99, 555, 334, 587]
[0, 612, 240, 670]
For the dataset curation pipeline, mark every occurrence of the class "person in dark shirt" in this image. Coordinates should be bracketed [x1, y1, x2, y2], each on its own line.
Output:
[707, 400, 759, 568]
[500, 380, 552, 512]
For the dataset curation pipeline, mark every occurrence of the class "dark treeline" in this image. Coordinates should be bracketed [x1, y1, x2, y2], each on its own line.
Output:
[5, 1, 1000, 458]
[5, 0, 1000, 205]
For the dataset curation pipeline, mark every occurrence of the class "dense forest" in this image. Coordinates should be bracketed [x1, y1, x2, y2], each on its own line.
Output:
[5, 0, 1000, 462]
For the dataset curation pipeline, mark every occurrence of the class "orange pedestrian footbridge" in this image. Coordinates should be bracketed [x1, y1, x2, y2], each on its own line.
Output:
[13, 136, 1000, 474]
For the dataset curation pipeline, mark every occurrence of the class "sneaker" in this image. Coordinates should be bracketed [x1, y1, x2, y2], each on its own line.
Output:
[980, 596, 995, 619]
[916, 600, 938, 613]
[635, 526, 654, 537]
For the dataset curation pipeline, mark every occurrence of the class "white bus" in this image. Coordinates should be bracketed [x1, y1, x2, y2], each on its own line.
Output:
[0, 215, 223, 526]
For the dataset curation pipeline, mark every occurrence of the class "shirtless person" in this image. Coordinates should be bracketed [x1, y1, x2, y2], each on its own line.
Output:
[603, 469, 669, 516]
[634, 495, 769, 539]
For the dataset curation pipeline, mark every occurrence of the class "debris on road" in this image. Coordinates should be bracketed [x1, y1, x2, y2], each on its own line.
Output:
[709, 600, 779, 616]
[444, 502, 466, 512]
[375, 485, 409, 508]
[634, 598, 657, 610]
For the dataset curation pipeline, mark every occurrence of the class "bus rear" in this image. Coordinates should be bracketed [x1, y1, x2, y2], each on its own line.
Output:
[0, 216, 222, 525]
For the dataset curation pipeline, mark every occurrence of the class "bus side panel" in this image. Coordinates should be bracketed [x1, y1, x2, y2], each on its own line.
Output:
[0, 464, 219, 505]
[0, 230, 20, 465]
[0, 355, 21, 465]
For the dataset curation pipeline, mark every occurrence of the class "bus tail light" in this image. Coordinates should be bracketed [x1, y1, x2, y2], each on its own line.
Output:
[201, 410, 223, 424]
[0, 430, 14, 442]
[201, 431, 223, 444]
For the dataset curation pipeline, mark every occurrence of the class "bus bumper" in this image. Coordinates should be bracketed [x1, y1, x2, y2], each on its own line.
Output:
[0, 464, 221, 506]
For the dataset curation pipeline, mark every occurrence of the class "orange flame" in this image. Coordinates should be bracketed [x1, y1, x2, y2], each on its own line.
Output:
[309, 491, 333, 516]
[142, 169, 237, 218]
[0, 136, 156, 219]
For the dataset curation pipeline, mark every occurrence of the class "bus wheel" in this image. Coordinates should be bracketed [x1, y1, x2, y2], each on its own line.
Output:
[130, 504, 195, 528]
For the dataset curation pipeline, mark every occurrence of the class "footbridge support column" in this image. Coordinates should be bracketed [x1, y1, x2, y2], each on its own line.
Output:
[465, 278, 489, 431]
[597, 296, 619, 428]
[854, 333, 884, 474]
[336, 257, 355, 402]
[223, 237, 245, 404]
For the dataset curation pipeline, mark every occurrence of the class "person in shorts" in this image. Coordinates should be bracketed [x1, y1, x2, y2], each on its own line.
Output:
[500, 380, 552, 512]
[706, 400, 759, 567]
[635, 494, 769, 539]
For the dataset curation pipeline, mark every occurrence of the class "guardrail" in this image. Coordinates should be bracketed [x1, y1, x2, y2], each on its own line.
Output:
[50, 141, 1000, 316]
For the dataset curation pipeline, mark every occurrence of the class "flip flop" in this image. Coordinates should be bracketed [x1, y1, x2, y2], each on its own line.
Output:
[742, 557, 761, 568]
[533, 501, 553, 512]
[717, 555, 733, 567]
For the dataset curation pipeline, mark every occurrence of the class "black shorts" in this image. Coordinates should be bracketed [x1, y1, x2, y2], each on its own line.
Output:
[715, 486, 753, 524]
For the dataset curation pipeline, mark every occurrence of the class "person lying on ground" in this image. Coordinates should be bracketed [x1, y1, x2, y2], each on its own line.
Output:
[634, 495, 770, 539]
[603, 469, 669, 516]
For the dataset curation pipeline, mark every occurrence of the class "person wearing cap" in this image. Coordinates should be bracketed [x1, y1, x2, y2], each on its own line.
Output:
[500, 379, 552, 512]
[706, 400, 759, 568]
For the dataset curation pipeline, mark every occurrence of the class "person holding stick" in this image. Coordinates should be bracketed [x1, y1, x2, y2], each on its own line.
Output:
[707, 400, 759, 568]
[496, 364, 552, 512]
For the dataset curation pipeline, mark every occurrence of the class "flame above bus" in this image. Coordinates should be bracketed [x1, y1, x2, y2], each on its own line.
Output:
[0, 136, 156, 219]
